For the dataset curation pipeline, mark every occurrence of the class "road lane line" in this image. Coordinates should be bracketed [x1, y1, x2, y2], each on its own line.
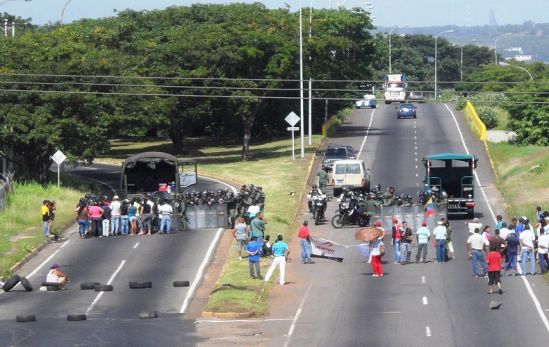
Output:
[357, 109, 376, 158]
[179, 227, 224, 314]
[26, 250, 60, 278]
[283, 282, 313, 347]
[133, 242, 139, 249]
[426, 326, 432, 337]
[85, 260, 126, 315]
[423, 296, 428, 305]
[60, 240, 70, 248]
[444, 103, 549, 333]
[421, 276, 426, 284]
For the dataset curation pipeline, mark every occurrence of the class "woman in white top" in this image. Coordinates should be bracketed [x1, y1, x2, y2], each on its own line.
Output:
[46, 264, 69, 288]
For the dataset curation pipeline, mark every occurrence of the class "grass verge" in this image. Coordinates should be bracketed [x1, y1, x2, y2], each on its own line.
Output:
[101, 135, 322, 314]
[0, 183, 85, 278]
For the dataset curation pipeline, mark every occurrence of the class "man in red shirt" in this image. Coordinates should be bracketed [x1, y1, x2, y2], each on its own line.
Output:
[487, 247, 503, 294]
[298, 221, 314, 264]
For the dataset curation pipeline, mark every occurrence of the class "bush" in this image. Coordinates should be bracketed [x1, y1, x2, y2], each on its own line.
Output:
[477, 107, 499, 129]
[455, 98, 467, 111]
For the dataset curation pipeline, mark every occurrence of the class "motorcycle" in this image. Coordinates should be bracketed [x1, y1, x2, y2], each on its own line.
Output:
[331, 195, 370, 228]
[308, 190, 327, 225]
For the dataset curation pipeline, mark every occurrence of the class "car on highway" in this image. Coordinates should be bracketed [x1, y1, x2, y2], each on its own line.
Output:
[408, 91, 425, 103]
[355, 94, 377, 109]
[396, 103, 417, 119]
[322, 144, 356, 169]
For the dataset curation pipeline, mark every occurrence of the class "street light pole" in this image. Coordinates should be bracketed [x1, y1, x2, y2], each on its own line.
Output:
[434, 29, 454, 100]
[307, 0, 312, 145]
[299, 0, 304, 158]
[388, 24, 408, 74]
[499, 62, 533, 81]
[460, 39, 476, 81]
[60, 0, 73, 27]
[494, 32, 511, 65]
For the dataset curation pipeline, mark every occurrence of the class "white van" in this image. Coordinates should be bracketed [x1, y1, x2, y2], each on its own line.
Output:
[331, 159, 370, 196]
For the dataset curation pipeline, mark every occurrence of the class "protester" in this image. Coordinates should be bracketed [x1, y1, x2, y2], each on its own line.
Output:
[433, 220, 447, 263]
[128, 199, 139, 235]
[140, 196, 155, 235]
[399, 221, 414, 264]
[486, 247, 503, 294]
[233, 217, 249, 260]
[466, 217, 482, 234]
[101, 200, 111, 237]
[481, 225, 491, 244]
[250, 212, 267, 253]
[264, 235, 290, 285]
[370, 238, 385, 276]
[391, 217, 401, 264]
[41, 200, 50, 237]
[120, 200, 130, 236]
[247, 236, 262, 279]
[499, 222, 510, 240]
[504, 227, 520, 276]
[47, 201, 56, 236]
[538, 228, 548, 274]
[88, 201, 104, 237]
[467, 228, 488, 277]
[442, 218, 454, 260]
[133, 198, 143, 234]
[75, 202, 89, 239]
[489, 229, 505, 252]
[110, 195, 122, 236]
[415, 221, 430, 263]
[158, 199, 173, 234]
[496, 215, 504, 230]
[46, 263, 69, 289]
[298, 221, 313, 264]
[262, 235, 273, 257]
[519, 224, 536, 275]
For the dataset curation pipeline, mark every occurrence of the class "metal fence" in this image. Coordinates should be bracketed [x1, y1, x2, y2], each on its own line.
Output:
[185, 203, 228, 229]
[0, 172, 15, 212]
[370, 203, 448, 231]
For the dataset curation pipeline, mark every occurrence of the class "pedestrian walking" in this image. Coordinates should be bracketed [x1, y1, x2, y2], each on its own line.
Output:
[264, 235, 290, 285]
[298, 221, 313, 264]
[487, 248, 503, 294]
[443, 218, 454, 260]
[75, 201, 89, 239]
[370, 238, 385, 276]
[433, 220, 447, 263]
[489, 229, 505, 252]
[519, 224, 536, 275]
[247, 236, 262, 279]
[537, 228, 548, 274]
[482, 225, 491, 244]
[399, 221, 414, 264]
[41, 200, 50, 237]
[233, 217, 249, 260]
[391, 218, 401, 264]
[110, 195, 122, 235]
[415, 221, 430, 263]
[504, 228, 520, 276]
[467, 228, 488, 277]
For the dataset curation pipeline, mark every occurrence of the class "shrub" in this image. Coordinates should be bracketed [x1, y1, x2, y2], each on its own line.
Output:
[477, 107, 499, 129]
[455, 98, 467, 111]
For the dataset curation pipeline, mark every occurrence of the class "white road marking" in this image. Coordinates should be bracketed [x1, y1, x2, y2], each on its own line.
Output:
[423, 296, 428, 305]
[283, 283, 313, 347]
[133, 242, 139, 249]
[26, 250, 60, 278]
[381, 311, 401, 314]
[357, 109, 376, 158]
[415, 165, 418, 169]
[415, 158, 418, 162]
[85, 260, 126, 315]
[179, 227, 224, 314]
[426, 326, 432, 337]
[416, 173, 419, 177]
[421, 276, 426, 284]
[444, 103, 549, 333]
[414, 152, 417, 156]
[196, 318, 293, 324]
[60, 240, 70, 248]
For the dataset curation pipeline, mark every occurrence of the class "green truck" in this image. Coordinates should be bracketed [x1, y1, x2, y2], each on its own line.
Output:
[423, 153, 478, 217]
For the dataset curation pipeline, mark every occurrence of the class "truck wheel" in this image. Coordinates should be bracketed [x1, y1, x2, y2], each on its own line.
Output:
[331, 214, 345, 229]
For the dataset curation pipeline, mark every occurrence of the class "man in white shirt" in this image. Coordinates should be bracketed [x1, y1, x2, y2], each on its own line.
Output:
[433, 220, 447, 263]
[537, 228, 548, 274]
[467, 227, 488, 276]
[110, 195, 122, 236]
[466, 217, 482, 234]
[157, 199, 173, 234]
[519, 225, 536, 275]
[499, 222, 510, 240]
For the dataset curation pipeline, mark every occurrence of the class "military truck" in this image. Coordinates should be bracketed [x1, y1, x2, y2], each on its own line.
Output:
[422, 153, 477, 217]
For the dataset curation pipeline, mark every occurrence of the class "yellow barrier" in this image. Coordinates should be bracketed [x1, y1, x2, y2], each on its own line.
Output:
[322, 115, 339, 137]
[463, 101, 486, 141]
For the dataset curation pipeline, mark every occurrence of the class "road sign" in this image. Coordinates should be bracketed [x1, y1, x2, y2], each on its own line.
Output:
[51, 150, 66, 165]
[285, 111, 300, 127]
[287, 127, 299, 131]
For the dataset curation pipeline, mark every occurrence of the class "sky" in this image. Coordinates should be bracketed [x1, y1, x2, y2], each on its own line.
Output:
[1, 0, 547, 27]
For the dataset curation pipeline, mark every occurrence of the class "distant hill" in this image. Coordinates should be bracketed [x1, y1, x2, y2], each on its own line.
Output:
[375, 21, 549, 63]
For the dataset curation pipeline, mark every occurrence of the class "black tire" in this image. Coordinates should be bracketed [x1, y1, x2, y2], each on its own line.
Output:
[2, 274, 21, 292]
[16, 315, 36, 323]
[314, 210, 321, 225]
[67, 314, 87, 321]
[173, 280, 190, 287]
[20, 277, 33, 292]
[331, 214, 345, 229]
[80, 282, 100, 290]
[46, 285, 60, 291]
[129, 281, 152, 289]
[139, 311, 158, 319]
[94, 284, 113, 292]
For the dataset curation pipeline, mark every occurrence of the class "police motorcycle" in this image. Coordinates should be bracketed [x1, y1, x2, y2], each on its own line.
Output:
[331, 187, 370, 228]
[307, 185, 328, 225]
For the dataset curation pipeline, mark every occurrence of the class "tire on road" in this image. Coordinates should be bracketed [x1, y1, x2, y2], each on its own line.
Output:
[67, 314, 87, 321]
[138, 311, 158, 319]
[20, 277, 33, 292]
[2, 274, 21, 292]
[94, 284, 113, 292]
[129, 281, 152, 289]
[80, 282, 101, 290]
[46, 285, 60, 291]
[16, 315, 36, 323]
[331, 214, 345, 229]
[173, 280, 190, 287]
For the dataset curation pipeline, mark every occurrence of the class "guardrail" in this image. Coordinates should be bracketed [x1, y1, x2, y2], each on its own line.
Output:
[0, 172, 15, 212]
[463, 101, 486, 141]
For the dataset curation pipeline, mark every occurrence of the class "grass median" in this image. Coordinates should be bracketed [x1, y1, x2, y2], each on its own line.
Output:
[102, 136, 323, 314]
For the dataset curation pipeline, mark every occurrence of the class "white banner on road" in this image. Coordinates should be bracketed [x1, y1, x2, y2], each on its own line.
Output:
[310, 236, 348, 261]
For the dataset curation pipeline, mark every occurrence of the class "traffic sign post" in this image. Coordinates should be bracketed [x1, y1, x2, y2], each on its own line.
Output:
[285, 112, 301, 160]
[51, 150, 67, 187]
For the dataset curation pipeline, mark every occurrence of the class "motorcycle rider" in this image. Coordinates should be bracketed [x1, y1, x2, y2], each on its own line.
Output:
[307, 184, 327, 223]
[317, 165, 329, 195]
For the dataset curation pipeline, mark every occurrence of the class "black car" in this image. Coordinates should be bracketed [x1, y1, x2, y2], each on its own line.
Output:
[322, 144, 356, 168]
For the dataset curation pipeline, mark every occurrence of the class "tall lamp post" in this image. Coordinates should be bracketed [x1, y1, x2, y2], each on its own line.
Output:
[434, 29, 454, 100]
[494, 32, 511, 65]
[307, 0, 312, 145]
[460, 39, 476, 81]
[388, 25, 408, 74]
[299, 0, 304, 158]
[499, 62, 533, 81]
[60, 0, 73, 27]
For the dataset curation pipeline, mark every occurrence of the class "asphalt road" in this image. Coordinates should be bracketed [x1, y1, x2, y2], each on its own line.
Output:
[0, 163, 233, 346]
[282, 103, 549, 346]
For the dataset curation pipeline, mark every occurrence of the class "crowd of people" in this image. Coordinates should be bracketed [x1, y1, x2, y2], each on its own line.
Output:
[74, 194, 174, 239]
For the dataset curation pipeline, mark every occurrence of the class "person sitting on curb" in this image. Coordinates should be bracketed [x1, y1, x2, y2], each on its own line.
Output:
[46, 263, 69, 289]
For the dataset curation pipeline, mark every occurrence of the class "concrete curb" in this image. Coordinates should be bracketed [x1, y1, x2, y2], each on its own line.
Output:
[482, 140, 499, 179]
[202, 310, 256, 319]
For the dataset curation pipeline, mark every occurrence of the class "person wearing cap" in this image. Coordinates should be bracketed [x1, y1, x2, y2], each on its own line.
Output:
[433, 220, 448, 263]
[110, 195, 122, 236]
[467, 228, 488, 277]
[415, 221, 431, 263]
[46, 264, 69, 288]
[465, 217, 482, 234]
